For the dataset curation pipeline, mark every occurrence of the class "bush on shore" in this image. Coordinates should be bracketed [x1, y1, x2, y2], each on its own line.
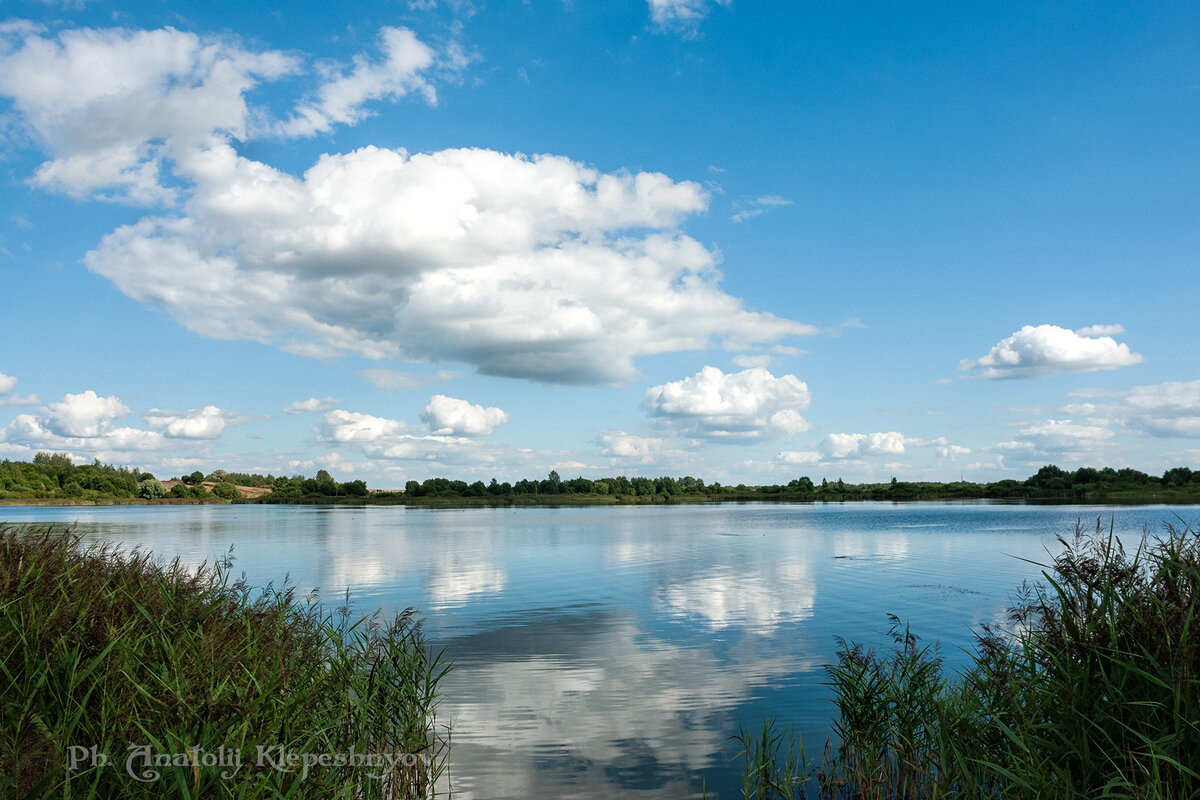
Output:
[0, 526, 449, 799]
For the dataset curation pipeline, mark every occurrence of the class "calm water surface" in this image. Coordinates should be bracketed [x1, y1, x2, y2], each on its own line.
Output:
[2, 502, 1186, 799]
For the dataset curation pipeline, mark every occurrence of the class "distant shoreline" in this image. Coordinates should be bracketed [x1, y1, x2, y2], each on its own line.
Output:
[4, 492, 1198, 508]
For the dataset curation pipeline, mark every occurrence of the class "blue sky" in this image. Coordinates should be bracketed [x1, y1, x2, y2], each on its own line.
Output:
[0, 0, 1197, 487]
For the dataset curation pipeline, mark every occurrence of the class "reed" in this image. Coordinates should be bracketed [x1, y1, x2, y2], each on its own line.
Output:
[731, 718, 807, 799]
[814, 517, 1200, 799]
[0, 525, 450, 799]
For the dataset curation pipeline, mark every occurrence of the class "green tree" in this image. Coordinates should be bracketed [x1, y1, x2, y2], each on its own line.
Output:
[211, 482, 240, 500]
[137, 478, 167, 499]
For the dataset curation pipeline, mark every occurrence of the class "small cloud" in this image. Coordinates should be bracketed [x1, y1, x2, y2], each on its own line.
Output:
[732, 354, 773, 369]
[776, 450, 821, 465]
[600, 432, 668, 464]
[283, 397, 341, 415]
[0, 367, 40, 405]
[823, 317, 866, 336]
[276, 27, 438, 138]
[644, 365, 811, 440]
[1075, 324, 1124, 337]
[10, 214, 32, 229]
[731, 194, 793, 223]
[420, 394, 508, 436]
[45, 390, 129, 437]
[358, 368, 462, 393]
[997, 419, 1116, 456]
[647, 0, 730, 36]
[144, 406, 245, 439]
[820, 431, 961, 459]
[960, 324, 1143, 380]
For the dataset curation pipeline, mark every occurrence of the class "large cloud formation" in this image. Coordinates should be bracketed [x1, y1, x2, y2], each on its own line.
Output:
[1, 22, 813, 387]
[85, 144, 809, 385]
[960, 324, 1143, 380]
[643, 366, 811, 439]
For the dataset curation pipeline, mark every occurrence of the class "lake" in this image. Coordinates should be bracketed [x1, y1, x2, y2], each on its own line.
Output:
[2, 501, 1186, 798]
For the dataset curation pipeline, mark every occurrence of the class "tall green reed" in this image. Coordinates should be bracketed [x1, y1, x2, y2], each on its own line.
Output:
[814, 516, 1200, 799]
[0, 525, 450, 799]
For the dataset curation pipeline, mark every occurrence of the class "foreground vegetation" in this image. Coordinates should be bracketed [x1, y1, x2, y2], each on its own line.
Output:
[3, 453, 1200, 506]
[0, 526, 449, 799]
[741, 517, 1200, 799]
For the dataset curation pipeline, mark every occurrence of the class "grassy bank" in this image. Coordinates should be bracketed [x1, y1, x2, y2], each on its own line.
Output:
[743, 517, 1200, 799]
[0, 526, 449, 799]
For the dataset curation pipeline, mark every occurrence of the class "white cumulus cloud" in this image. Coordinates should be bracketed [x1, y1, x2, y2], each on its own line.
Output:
[318, 408, 496, 465]
[144, 405, 240, 439]
[960, 324, 1143, 380]
[0, 389, 166, 463]
[85, 145, 812, 385]
[319, 409, 412, 443]
[643, 366, 811, 440]
[420, 394, 508, 436]
[43, 390, 129, 437]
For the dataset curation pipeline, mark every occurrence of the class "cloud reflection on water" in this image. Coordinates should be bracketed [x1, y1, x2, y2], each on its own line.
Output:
[437, 609, 819, 800]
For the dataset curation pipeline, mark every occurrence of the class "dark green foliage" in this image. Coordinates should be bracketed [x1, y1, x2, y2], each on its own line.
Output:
[0, 526, 449, 799]
[0, 453, 140, 500]
[210, 481, 240, 500]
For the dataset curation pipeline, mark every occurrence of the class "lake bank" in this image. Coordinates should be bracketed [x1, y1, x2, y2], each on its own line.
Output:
[5, 487, 1200, 508]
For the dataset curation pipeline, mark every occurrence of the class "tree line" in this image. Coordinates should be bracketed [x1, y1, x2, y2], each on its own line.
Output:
[2, 453, 1198, 504]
